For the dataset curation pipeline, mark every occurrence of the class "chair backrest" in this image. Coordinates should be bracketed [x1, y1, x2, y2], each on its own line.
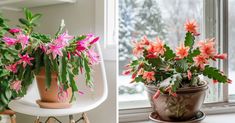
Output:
[21, 43, 108, 108]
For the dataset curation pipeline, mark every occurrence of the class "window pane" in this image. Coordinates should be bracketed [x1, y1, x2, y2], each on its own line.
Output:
[118, 0, 219, 108]
[229, 0, 235, 99]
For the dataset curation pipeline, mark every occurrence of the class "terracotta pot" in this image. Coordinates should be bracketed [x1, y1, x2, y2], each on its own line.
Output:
[146, 81, 208, 121]
[35, 68, 72, 109]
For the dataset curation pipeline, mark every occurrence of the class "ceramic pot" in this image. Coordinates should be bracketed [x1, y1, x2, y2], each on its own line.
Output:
[146, 81, 208, 121]
[35, 68, 72, 109]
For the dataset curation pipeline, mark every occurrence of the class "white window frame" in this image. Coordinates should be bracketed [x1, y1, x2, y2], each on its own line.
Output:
[118, 0, 235, 122]
[95, 0, 117, 61]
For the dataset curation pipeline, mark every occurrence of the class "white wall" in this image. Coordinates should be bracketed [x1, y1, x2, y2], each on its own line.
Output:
[2, 0, 117, 123]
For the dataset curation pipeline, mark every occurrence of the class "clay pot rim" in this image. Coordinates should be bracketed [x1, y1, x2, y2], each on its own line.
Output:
[146, 81, 208, 94]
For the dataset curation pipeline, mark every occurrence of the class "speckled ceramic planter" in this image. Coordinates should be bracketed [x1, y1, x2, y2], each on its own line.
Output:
[146, 82, 208, 121]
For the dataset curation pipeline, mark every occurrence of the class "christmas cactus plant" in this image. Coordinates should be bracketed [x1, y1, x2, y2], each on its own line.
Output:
[0, 9, 100, 111]
[124, 20, 231, 99]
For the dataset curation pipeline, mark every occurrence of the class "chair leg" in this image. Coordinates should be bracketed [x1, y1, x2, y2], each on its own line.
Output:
[34, 116, 40, 123]
[10, 114, 16, 123]
[82, 113, 90, 123]
[69, 115, 75, 123]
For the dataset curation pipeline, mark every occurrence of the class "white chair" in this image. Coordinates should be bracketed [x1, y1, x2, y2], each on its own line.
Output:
[9, 43, 108, 123]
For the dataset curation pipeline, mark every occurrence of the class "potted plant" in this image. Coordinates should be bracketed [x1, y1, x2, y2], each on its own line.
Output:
[123, 20, 231, 122]
[0, 8, 100, 109]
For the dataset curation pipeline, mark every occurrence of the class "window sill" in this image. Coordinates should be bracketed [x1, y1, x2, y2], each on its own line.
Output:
[122, 113, 235, 123]
[119, 102, 235, 122]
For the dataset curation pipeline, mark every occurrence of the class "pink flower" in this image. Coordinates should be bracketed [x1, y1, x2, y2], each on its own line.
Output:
[2, 37, 17, 46]
[184, 19, 200, 36]
[176, 44, 190, 59]
[87, 48, 100, 64]
[153, 90, 161, 99]
[16, 33, 29, 49]
[147, 37, 165, 56]
[187, 70, 192, 80]
[76, 41, 87, 52]
[10, 80, 22, 93]
[57, 86, 69, 102]
[5, 63, 18, 73]
[47, 44, 63, 59]
[9, 28, 21, 34]
[89, 37, 100, 45]
[198, 39, 216, 58]
[193, 55, 208, 70]
[214, 53, 227, 60]
[78, 91, 84, 95]
[54, 31, 73, 47]
[18, 53, 34, 68]
[39, 45, 47, 53]
[142, 71, 156, 83]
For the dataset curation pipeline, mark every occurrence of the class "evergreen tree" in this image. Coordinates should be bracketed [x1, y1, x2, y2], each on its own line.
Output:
[134, 0, 167, 41]
[119, 0, 138, 61]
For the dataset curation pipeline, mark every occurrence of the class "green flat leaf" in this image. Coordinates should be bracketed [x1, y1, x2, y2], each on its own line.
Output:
[187, 48, 200, 63]
[68, 71, 78, 92]
[61, 52, 67, 84]
[44, 54, 52, 88]
[0, 94, 8, 105]
[31, 14, 42, 23]
[164, 45, 176, 60]
[184, 32, 195, 50]
[135, 76, 144, 82]
[202, 65, 228, 83]
[19, 18, 30, 27]
[175, 60, 188, 73]
[4, 89, 12, 100]
[34, 50, 42, 75]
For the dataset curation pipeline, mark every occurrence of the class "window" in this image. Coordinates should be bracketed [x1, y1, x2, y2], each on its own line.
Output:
[229, 0, 235, 100]
[118, 0, 235, 122]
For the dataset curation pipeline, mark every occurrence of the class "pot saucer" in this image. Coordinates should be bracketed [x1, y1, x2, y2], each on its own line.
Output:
[149, 111, 205, 123]
[36, 100, 72, 109]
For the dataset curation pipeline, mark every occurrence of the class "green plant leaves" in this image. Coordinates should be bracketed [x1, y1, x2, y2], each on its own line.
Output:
[44, 54, 52, 88]
[187, 48, 200, 63]
[175, 60, 188, 73]
[164, 45, 175, 60]
[184, 32, 195, 51]
[202, 65, 228, 83]
[61, 52, 67, 84]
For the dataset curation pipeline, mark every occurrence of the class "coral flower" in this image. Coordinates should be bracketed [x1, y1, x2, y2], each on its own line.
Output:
[47, 44, 63, 59]
[2, 37, 17, 46]
[184, 19, 200, 36]
[137, 68, 144, 75]
[133, 42, 144, 56]
[147, 37, 165, 56]
[198, 39, 216, 58]
[214, 53, 227, 60]
[176, 44, 190, 59]
[9, 28, 21, 34]
[193, 55, 208, 70]
[18, 53, 34, 68]
[142, 71, 156, 83]
[5, 63, 18, 73]
[140, 36, 150, 45]
[54, 31, 74, 47]
[10, 80, 22, 93]
[16, 33, 29, 49]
